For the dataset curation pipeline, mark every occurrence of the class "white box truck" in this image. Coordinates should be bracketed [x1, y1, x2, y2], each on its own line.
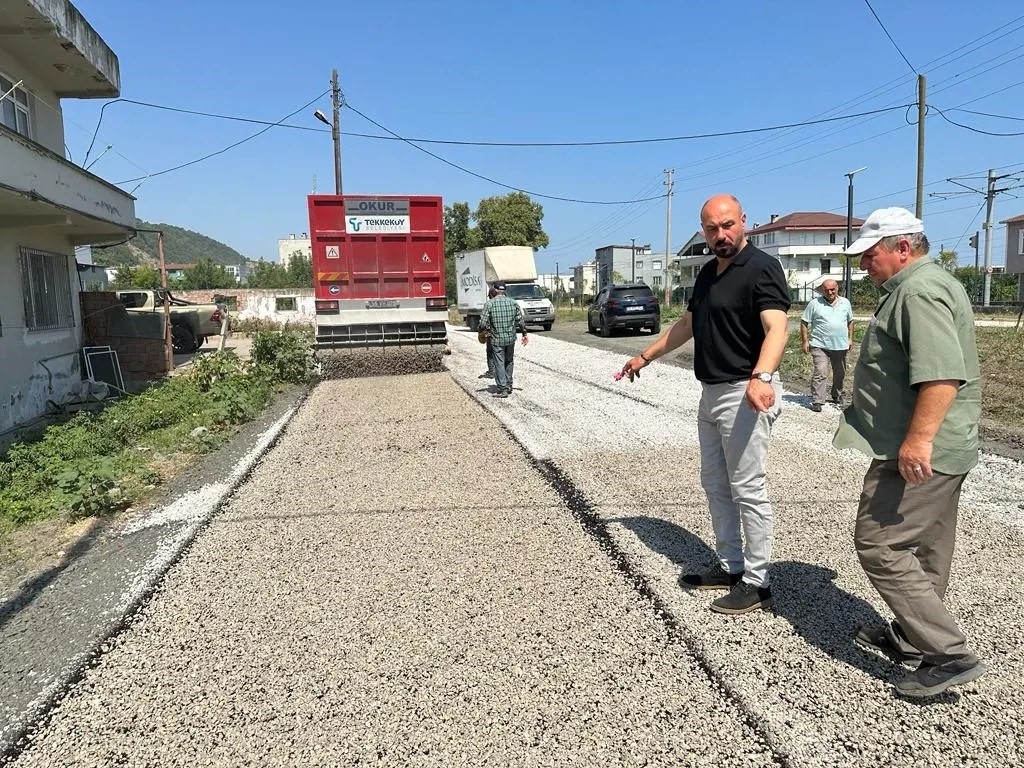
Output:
[455, 246, 555, 331]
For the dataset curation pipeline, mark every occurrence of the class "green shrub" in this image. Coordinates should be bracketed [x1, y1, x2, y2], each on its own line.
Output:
[251, 330, 315, 384]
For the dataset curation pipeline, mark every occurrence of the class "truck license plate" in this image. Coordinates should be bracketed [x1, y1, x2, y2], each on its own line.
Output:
[365, 299, 399, 309]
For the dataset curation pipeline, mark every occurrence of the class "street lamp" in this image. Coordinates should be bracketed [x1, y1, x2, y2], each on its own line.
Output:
[631, 237, 636, 283]
[313, 68, 344, 195]
[844, 167, 867, 300]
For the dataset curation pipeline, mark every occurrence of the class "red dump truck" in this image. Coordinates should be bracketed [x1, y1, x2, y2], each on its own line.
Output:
[307, 194, 448, 348]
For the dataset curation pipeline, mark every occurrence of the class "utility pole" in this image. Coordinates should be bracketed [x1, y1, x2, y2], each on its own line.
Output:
[331, 69, 343, 196]
[630, 237, 636, 283]
[931, 168, 1021, 307]
[157, 231, 172, 371]
[916, 74, 926, 218]
[664, 168, 674, 307]
[982, 169, 996, 308]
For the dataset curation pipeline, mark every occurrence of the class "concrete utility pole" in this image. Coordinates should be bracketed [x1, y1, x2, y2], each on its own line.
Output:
[664, 168, 674, 307]
[331, 69, 343, 196]
[916, 75, 926, 218]
[844, 167, 866, 300]
[982, 169, 996, 308]
[630, 238, 636, 283]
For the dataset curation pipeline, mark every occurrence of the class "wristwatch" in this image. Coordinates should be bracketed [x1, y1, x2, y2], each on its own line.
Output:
[751, 371, 773, 383]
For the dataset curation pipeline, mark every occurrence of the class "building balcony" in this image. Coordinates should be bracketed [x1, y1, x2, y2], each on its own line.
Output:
[0, 0, 119, 97]
[0, 123, 135, 243]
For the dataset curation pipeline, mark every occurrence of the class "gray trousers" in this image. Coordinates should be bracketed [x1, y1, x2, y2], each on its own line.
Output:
[485, 340, 494, 376]
[855, 459, 977, 664]
[810, 347, 847, 404]
[697, 378, 782, 587]
[491, 342, 515, 394]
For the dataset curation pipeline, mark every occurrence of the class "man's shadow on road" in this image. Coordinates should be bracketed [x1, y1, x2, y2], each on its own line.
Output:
[611, 514, 894, 682]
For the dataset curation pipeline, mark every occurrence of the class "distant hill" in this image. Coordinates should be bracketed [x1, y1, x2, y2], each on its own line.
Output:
[92, 220, 246, 267]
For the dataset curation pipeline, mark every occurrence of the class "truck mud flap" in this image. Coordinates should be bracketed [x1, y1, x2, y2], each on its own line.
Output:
[314, 322, 448, 349]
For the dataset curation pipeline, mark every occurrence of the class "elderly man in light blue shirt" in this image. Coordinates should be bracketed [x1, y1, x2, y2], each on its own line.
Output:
[800, 279, 853, 411]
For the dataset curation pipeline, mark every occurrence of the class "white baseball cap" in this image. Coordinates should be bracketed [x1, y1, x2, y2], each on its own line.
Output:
[845, 206, 924, 255]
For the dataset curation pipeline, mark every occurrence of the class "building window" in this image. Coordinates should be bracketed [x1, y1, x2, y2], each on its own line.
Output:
[275, 296, 298, 312]
[652, 276, 662, 287]
[1, 74, 31, 137]
[635, 261, 643, 270]
[19, 248, 74, 330]
[830, 232, 837, 244]
[652, 260, 662, 270]
[820, 259, 832, 274]
[797, 258, 811, 271]
[1019, 228, 1024, 255]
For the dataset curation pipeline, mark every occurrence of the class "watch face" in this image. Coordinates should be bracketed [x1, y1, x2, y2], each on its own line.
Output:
[757, 373, 772, 382]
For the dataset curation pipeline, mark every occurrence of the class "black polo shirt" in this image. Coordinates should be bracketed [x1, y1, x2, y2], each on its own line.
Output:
[686, 242, 791, 384]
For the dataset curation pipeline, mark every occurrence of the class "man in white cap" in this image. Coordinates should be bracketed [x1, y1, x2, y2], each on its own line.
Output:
[835, 206, 986, 698]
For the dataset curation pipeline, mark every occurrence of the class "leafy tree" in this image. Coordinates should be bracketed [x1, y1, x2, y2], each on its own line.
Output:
[936, 249, 958, 272]
[444, 202, 477, 300]
[472, 192, 549, 250]
[181, 259, 235, 290]
[247, 261, 290, 289]
[110, 265, 163, 290]
[286, 251, 313, 288]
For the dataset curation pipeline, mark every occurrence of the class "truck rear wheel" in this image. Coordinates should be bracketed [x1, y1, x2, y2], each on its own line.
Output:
[171, 323, 195, 355]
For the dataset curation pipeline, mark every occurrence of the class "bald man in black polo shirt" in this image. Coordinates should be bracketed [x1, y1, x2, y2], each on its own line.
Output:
[621, 194, 791, 615]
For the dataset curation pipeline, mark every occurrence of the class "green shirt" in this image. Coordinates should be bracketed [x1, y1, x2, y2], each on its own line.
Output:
[833, 259, 980, 475]
[480, 295, 525, 346]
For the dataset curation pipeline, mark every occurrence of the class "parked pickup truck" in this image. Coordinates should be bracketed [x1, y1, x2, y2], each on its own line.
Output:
[115, 289, 223, 354]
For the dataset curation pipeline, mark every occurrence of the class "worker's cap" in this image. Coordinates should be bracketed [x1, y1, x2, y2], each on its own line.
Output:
[492, 282, 507, 291]
[845, 207, 924, 255]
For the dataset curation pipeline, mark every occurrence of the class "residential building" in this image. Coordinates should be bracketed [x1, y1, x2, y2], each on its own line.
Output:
[1, 0, 136, 435]
[279, 232, 311, 268]
[536, 273, 574, 295]
[572, 262, 597, 302]
[1001, 213, 1024, 301]
[594, 243, 670, 292]
[748, 212, 866, 301]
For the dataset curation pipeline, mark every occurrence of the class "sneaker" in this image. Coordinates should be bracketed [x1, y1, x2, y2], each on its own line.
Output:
[810, 403, 823, 412]
[894, 658, 988, 698]
[854, 621, 923, 667]
[478, 372, 494, 379]
[492, 391, 509, 399]
[680, 565, 743, 591]
[710, 581, 773, 614]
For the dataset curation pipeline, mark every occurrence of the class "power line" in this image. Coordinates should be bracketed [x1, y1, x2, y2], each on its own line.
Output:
[930, 106, 1024, 137]
[100, 96, 914, 148]
[113, 90, 329, 186]
[863, 0, 917, 74]
[342, 102, 664, 205]
[952, 108, 1024, 122]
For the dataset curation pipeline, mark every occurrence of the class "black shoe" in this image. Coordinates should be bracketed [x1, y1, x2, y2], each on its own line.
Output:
[710, 581, 773, 614]
[854, 621, 924, 668]
[810, 403, 823, 412]
[680, 565, 743, 591]
[492, 391, 509, 399]
[894, 658, 988, 698]
[478, 372, 494, 379]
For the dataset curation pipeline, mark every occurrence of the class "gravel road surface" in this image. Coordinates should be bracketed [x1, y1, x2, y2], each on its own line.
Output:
[5, 326, 1022, 767]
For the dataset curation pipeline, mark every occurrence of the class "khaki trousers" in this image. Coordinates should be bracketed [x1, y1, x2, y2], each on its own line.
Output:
[854, 459, 976, 664]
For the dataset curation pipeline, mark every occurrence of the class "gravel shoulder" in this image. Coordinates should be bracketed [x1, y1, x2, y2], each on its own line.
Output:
[7, 363, 777, 767]
[5, 329, 1022, 767]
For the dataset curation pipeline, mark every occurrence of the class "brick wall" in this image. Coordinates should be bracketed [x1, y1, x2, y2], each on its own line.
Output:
[80, 292, 170, 382]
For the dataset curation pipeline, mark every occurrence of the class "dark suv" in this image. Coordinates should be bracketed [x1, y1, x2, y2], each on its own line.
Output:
[588, 283, 661, 336]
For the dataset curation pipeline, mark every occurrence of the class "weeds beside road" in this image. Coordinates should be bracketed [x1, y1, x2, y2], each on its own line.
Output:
[0, 330, 315, 548]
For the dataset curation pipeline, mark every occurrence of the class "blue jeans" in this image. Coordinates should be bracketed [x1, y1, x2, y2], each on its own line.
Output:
[491, 342, 515, 393]
[697, 378, 782, 587]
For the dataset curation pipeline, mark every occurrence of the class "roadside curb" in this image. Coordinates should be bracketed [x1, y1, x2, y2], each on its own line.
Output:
[0, 389, 307, 763]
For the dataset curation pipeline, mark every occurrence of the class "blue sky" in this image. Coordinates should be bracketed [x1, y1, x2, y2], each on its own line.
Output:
[63, 0, 1024, 273]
